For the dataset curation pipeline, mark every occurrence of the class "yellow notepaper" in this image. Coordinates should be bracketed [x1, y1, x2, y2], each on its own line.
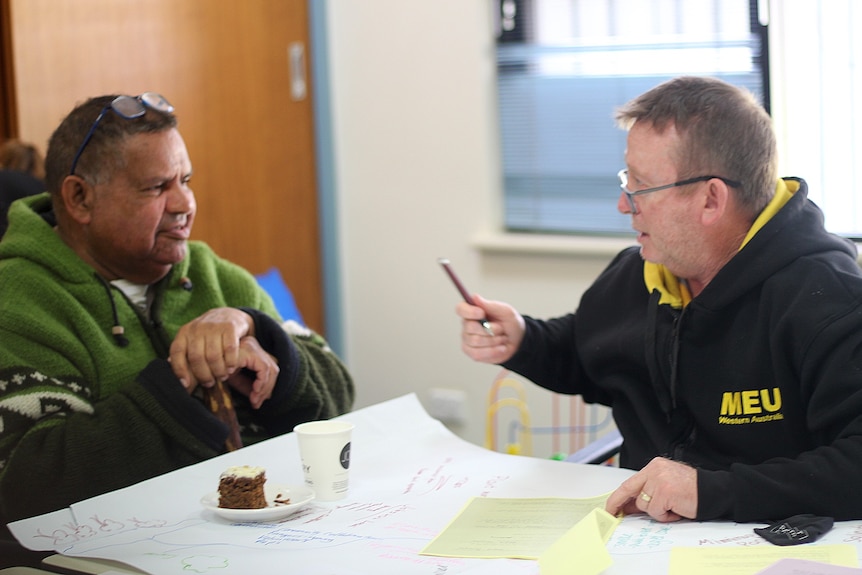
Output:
[669, 543, 859, 575]
[538, 507, 620, 575]
[420, 494, 612, 560]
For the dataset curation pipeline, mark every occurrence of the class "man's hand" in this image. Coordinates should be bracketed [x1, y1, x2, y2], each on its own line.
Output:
[225, 336, 279, 409]
[170, 307, 255, 391]
[457, 294, 526, 364]
[604, 457, 698, 522]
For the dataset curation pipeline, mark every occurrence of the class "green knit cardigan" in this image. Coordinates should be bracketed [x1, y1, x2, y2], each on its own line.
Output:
[0, 194, 355, 523]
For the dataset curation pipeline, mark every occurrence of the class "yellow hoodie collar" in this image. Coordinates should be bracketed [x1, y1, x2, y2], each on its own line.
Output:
[643, 179, 798, 308]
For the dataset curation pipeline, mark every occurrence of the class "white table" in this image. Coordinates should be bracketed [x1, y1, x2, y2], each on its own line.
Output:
[9, 394, 862, 575]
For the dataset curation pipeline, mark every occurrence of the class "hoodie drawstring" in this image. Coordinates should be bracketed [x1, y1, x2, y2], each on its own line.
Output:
[95, 273, 129, 347]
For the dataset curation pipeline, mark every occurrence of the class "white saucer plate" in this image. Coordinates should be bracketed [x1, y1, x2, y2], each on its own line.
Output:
[200, 483, 315, 522]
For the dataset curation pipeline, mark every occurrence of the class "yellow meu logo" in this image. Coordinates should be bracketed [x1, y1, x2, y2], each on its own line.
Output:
[721, 388, 781, 415]
[719, 388, 784, 425]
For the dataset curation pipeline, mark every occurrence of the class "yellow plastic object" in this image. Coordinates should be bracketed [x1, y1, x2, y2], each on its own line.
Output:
[485, 370, 532, 456]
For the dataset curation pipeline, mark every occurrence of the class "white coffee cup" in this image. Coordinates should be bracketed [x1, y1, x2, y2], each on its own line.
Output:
[293, 420, 354, 501]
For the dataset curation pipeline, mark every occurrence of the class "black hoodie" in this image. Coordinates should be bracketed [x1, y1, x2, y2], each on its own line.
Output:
[504, 178, 862, 522]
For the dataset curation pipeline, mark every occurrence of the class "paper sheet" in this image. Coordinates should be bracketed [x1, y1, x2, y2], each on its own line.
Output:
[754, 558, 862, 574]
[669, 543, 859, 575]
[419, 494, 611, 559]
[538, 508, 620, 575]
[8, 393, 634, 575]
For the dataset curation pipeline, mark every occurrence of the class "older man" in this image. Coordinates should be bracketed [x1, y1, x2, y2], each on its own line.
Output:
[456, 76, 862, 523]
[0, 93, 354, 558]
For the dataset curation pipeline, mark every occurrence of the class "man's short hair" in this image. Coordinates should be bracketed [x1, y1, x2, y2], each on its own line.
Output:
[44, 95, 178, 195]
[615, 76, 778, 216]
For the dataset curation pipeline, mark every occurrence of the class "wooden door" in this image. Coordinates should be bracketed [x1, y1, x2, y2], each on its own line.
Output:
[2, 0, 325, 332]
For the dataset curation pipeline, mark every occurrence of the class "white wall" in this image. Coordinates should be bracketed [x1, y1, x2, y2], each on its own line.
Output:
[323, 0, 830, 454]
[325, 1, 620, 453]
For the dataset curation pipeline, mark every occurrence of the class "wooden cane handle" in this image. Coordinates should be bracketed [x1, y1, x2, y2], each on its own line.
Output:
[203, 380, 243, 451]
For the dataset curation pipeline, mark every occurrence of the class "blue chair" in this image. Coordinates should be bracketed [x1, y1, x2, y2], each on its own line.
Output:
[254, 267, 305, 326]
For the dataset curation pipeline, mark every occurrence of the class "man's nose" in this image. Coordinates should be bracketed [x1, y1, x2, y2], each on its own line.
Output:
[617, 190, 633, 215]
[168, 184, 195, 213]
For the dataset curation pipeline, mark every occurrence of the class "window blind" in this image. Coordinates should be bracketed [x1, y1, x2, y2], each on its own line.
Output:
[496, 0, 767, 236]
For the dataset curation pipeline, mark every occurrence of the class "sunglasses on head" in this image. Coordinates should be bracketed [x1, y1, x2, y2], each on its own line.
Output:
[69, 92, 174, 176]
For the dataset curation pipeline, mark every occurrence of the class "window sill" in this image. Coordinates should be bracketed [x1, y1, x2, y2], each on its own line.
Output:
[473, 232, 862, 268]
[472, 230, 637, 258]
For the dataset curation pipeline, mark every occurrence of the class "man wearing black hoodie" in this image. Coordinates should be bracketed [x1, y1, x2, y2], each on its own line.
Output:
[456, 76, 862, 524]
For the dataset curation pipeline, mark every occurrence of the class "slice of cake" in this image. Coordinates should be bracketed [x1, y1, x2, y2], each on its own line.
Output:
[218, 465, 267, 509]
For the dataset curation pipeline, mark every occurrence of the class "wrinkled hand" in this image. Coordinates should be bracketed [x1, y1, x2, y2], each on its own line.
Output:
[225, 336, 279, 409]
[604, 457, 698, 522]
[457, 294, 526, 364]
[170, 307, 255, 392]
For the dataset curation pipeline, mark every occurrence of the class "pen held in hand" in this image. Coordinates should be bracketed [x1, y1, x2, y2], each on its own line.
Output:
[438, 258, 495, 336]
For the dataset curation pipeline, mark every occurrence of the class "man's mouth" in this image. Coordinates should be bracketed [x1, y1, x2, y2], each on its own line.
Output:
[160, 219, 191, 240]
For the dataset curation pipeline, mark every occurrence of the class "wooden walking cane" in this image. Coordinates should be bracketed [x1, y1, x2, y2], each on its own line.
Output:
[203, 380, 243, 451]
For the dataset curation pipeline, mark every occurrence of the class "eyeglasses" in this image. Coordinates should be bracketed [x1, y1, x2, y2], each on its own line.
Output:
[69, 92, 175, 176]
[617, 169, 742, 214]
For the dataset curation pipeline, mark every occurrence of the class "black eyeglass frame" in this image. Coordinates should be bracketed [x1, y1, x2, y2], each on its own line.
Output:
[69, 92, 175, 176]
[617, 169, 742, 214]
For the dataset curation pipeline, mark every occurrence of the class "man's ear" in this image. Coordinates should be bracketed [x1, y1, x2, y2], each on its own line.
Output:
[700, 178, 731, 226]
[59, 175, 95, 224]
